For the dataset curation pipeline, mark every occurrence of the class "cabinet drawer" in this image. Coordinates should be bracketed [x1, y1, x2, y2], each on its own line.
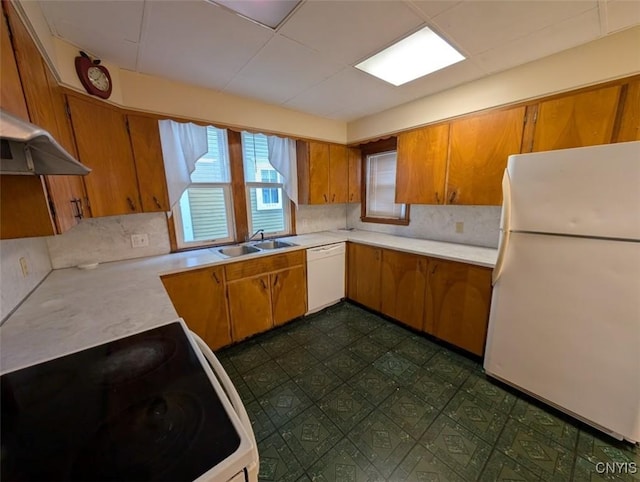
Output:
[225, 250, 304, 281]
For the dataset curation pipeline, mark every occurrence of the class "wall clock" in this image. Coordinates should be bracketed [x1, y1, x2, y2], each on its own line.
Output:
[75, 51, 112, 99]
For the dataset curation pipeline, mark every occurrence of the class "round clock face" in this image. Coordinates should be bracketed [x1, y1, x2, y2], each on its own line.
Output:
[87, 66, 110, 92]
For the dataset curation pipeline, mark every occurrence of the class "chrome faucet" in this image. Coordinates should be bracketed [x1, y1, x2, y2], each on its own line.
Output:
[246, 229, 264, 242]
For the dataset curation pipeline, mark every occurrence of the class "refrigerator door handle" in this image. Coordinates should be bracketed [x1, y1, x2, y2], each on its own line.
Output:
[493, 171, 512, 285]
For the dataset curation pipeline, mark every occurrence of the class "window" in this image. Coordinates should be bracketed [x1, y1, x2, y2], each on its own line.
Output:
[174, 127, 235, 248]
[242, 132, 290, 236]
[363, 149, 409, 224]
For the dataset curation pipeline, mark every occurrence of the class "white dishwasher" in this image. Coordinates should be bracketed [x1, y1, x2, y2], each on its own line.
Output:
[306, 242, 346, 314]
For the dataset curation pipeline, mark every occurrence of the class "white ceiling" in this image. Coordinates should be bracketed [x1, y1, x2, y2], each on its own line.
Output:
[37, 0, 640, 122]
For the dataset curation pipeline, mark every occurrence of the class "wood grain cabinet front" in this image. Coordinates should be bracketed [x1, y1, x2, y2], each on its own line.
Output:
[424, 258, 493, 356]
[347, 242, 382, 311]
[161, 266, 232, 351]
[225, 251, 307, 341]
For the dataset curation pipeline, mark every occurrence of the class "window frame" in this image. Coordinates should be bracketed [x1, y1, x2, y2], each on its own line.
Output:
[359, 138, 410, 226]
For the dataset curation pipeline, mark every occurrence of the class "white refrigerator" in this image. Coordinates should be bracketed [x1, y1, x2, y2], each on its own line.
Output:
[484, 141, 640, 443]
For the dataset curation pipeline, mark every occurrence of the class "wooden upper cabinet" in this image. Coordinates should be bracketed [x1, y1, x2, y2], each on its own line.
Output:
[396, 123, 449, 204]
[348, 147, 361, 203]
[447, 106, 526, 206]
[425, 259, 492, 356]
[329, 144, 349, 203]
[297, 140, 352, 204]
[380, 249, 427, 331]
[67, 94, 142, 217]
[127, 114, 170, 212]
[531, 85, 621, 151]
[161, 266, 231, 351]
[0, 176, 54, 238]
[0, 6, 28, 120]
[615, 80, 640, 142]
[347, 242, 381, 311]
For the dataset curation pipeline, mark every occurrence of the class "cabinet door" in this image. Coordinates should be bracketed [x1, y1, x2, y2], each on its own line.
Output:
[271, 265, 307, 326]
[67, 95, 142, 217]
[308, 142, 330, 204]
[425, 259, 492, 356]
[127, 114, 170, 212]
[0, 7, 28, 120]
[447, 106, 525, 206]
[348, 147, 361, 203]
[380, 250, 427, 331]
[329, 144, 348, 203]
[615, 80, 640, 142]
[228, 275, 273, 341]
[347, 243, 381, 310]
[396, 124, 449, 204]
[0, 175, 54, 239]
[532, 86, 621, 151]
[161, 266, 231, 350]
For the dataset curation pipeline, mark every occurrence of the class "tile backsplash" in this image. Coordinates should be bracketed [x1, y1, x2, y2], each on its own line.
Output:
[347, 204, 501, 248]
[47, 212, 171, 269]
[1, 237, 52, 322]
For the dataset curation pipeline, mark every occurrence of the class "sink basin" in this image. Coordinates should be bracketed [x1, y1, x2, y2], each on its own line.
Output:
[217, 245, 261, 258]
[253, 240, 295, 250]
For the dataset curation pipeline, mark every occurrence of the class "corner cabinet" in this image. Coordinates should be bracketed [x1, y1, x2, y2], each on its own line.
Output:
[395, 124, 449, 205]
[297, 140, 360, 204]
[161, 266, 231, 351]
[225, 251, 307, 341]
[347, 242, 382, 311]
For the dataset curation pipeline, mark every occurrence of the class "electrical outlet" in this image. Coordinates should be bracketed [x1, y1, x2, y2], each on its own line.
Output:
[19, 257, 29, 277]
[131, 234, 149, 248]
[455, 222, 464, 234]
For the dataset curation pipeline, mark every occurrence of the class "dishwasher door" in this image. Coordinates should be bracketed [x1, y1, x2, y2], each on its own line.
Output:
[306, 242, 346, 314]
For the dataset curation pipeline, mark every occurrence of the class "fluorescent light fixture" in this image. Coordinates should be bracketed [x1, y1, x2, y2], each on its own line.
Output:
[212, 0, 300, 29]
[356, 26, 465, 86]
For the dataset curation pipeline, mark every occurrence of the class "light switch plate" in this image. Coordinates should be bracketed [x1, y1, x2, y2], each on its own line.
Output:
[131, 234, 149, 248]
[455, 222, 464, 233]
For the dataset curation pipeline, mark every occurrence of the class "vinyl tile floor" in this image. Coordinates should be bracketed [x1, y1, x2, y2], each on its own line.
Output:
[216, 302, 639, 482]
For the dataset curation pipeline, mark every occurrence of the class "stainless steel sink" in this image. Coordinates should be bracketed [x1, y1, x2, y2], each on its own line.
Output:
[216, 245, 261, 258]
[253, 240, 295, 250]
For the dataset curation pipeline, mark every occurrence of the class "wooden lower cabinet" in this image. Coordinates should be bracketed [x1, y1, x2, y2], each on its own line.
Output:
[347, 243, 381, 310]
[380, 249, 427, 331]
[272, 265, 307, 326]
[425, 259, 493, 356]
[228, 275, 273, 341]
[347, 242, 493, 356]
[161, 266, 231, 350]
[225, 250, 307, 341]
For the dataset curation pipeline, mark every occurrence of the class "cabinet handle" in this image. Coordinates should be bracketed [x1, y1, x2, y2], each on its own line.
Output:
[449, 191, 457, 204]
[273, 274, 279, 287]
[435, 192, 440, 204]
[431, 264, 439, 275]
[260, 278, 267, 290]
[323, 194, 328, 203]
[70, 198, 82, 220]
[153, 196, 163, 209]
[127, 197, 136, 211]
[332, 194, 335, 202]
[349, 193, 353, 201]
[212, 272, 220, 284]
[78, 198, 84, 219]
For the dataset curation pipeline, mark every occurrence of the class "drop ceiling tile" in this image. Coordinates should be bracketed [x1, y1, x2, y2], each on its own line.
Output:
[285, 67, 404, 118]
[475, 7, 602, 74]
[606, 0, 640, 33]
[432, 0, 597, 55]
[278, 1, 424, 65]
[137, 1, 273, 89]
[39, 0, 144, 42]
[224, 35, 343, 105]
[410, 0, 463, 19]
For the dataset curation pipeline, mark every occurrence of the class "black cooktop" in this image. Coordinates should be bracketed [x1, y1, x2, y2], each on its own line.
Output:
[1, 322, 241, 481]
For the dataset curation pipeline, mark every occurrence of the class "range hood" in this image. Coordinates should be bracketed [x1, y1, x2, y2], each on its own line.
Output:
[1, 109, 90, 175]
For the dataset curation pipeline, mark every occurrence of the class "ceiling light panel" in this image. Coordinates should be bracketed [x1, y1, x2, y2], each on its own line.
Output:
[356, 26, 465, 86]
[213, 0, 300, 29]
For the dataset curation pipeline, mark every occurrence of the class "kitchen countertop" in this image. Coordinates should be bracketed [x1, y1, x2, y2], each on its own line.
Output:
[0, 230, 497, 373]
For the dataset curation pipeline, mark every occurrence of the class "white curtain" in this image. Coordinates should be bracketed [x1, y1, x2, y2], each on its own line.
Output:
[158, 119, 208, 208]
[267, 136, 298, 206]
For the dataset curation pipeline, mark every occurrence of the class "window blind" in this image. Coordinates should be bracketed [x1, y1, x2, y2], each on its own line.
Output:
[365, 151, 406, 219]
